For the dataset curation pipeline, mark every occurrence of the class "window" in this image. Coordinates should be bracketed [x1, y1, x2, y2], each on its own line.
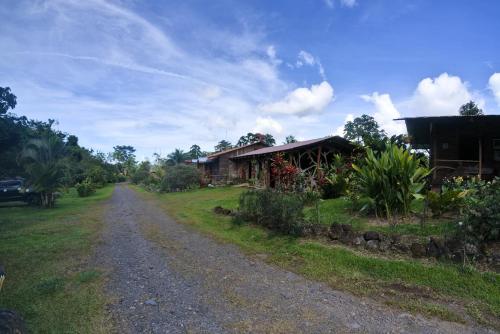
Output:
[494, 139, 500, 162]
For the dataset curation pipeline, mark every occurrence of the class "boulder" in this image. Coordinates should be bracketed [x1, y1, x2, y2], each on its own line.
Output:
[365, 239, 379, 251]
[328, 223, 343, 240]
[352, 236, 366, 247]
[213, 206, 232, 216]
[378, 235, 392, 252]
[363, 231, 380, 241]
[328, 223, 354, 242]
[410, 243, 426, 258]
[426, 237, 447, 258]
[465, 243, 478, 256]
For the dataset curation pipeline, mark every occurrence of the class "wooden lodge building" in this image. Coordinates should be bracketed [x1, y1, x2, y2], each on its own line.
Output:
[197, 136, 354, 186]
[398, 115, 500, 183]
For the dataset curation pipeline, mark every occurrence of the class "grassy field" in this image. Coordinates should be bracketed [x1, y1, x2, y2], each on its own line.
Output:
[0, 185, 115, 333]
[134, 185, 500, 328]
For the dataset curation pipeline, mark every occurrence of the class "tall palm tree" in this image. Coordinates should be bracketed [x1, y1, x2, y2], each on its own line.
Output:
[167, 148, 188, 165]
[20, 135, 66, 208]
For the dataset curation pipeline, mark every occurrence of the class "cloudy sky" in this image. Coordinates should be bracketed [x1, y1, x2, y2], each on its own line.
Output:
[1, 0, 500, 159]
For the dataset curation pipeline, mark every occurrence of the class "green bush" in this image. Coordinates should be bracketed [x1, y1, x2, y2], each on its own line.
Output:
[427, 188, 468, 217]
[75, 179, 96, 197]
[160, 164, 200, 192]
[235, 189, 305, 235]
[459, 178, 500, 243]
[321, 154, 351, 199]
[352, 144, 430, 220]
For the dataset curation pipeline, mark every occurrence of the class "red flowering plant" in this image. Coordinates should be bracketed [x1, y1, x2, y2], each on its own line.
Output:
[271, 153, 300, 192]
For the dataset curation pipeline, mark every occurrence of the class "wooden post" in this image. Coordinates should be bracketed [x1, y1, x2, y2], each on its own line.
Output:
[478, 138, 482, 179]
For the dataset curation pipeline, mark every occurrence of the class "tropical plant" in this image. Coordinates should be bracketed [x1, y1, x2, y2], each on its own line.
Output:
[160, 164, 200, 192]
[352, 144, 430, 221]
[284, 135, 297, 144]
[167, 149, 188, 165]
[321, 154, 352, 199]
[20, 135, 66, 207]
[270, 153, 299, 191]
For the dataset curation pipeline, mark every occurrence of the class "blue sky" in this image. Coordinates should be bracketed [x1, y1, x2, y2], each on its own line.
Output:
[1, 0, 500, 159]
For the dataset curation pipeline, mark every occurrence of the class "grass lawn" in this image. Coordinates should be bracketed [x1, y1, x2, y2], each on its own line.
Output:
[304, 197, 456, 238]
[134, 185, 500, 328]
[0, 185, 115, 333]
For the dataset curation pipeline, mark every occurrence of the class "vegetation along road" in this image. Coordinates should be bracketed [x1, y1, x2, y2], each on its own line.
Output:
[97, 184, 494, 333]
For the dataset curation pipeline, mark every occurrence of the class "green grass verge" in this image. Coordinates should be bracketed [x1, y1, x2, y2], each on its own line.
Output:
[0, 185, 115, 333]
[133, 185, 500, 328]
[304, 197, 456, 237]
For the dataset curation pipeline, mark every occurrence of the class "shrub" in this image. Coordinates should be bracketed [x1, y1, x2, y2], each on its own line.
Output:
[352, 144, 430, 221]
[427, 187, 468, 217]
[236, 189, 305, 235]
[270, 153, 300, 191]
[458, 178, 500, 243]
[160, 164, 200, 192]
[321, 154, 351, 199]
[75, 179, 95, 197]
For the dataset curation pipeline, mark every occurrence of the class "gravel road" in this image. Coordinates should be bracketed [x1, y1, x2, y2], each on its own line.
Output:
[97, 184, 494, 333]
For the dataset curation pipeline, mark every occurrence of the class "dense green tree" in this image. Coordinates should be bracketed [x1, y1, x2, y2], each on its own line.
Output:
[214, 140, 232, 152]
[0, 87, 17, 114]
[344, 114, 387, 147]
[263, 133, 276, 146]
[459, 100, 483, 116]
[284, 135, 297, 144]
[112, 145, 136, 176]
[189, 144, 203, 159]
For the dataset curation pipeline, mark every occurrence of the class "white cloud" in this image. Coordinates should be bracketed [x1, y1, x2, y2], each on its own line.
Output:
[340, 0, 358, 8]
[258, 81, 334, 116]
[489, 73, 500, 105]
[334, 114, 354, 136]
[409, 73, 483, 116]
[295, 50, 326, 80]
[297, 50, 315, 67]
[253, 116, 283, 135]
[361, 92, 405, 136]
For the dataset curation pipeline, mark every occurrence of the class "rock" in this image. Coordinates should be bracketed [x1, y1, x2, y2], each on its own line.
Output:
[444, 238, 462, 254]
[363, 231, 380, 241]
[312, 224, 329, 237]
[379, 235, 392, 252]
[213, 206, 232, 216]
[465, 243, 478, 255]
[365, 240, 379, 251]
[328, 223, 343, 240]
[144, 299, 157, 306]
[352, 236, 366, 247]
[426, 237, 447, 258]
[410, 243, 426, 257]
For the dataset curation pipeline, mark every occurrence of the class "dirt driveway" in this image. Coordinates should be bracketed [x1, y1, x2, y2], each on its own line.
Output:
[97, 185, 493, 333]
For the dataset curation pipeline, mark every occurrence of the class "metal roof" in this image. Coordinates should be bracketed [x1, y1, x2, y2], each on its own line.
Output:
[206, 142, 268, 159]
[396, 115, 500, 148]
[231, 136, 354, 159]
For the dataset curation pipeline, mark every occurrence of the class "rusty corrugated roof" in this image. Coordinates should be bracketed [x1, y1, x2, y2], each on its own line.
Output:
[231, 136, 353, 159]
